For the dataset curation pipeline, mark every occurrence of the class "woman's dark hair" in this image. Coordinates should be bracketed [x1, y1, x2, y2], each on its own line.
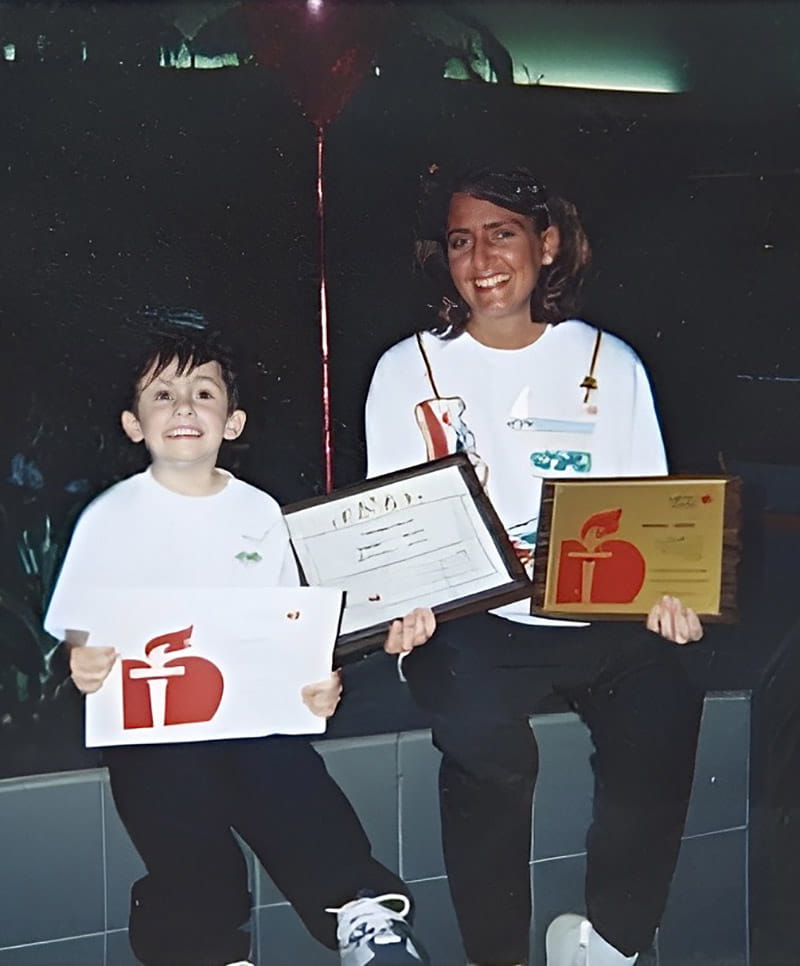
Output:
[416, 164, 592, 338]
[129, 330, 239, 414]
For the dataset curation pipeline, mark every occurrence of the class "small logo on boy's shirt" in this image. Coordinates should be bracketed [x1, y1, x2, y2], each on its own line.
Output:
[235, 550, 263, 564]
[236, 528, 270, 564]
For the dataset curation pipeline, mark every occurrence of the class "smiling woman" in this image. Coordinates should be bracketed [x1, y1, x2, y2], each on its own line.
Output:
[363, 162, 705, 966]
[445, 193, 558, 348]
[412, 165, 591, 350]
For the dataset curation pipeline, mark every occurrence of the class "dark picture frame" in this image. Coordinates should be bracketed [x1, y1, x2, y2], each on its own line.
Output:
[283, 453, 532, 662]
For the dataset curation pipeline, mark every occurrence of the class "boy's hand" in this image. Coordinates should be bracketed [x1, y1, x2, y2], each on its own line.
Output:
[646, 595, 703, 645]
[383, 607, 437, 655]
[301, 670, 343, 718]
[69, 645, 118, 693]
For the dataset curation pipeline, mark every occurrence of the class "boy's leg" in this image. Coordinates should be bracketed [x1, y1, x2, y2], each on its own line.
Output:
[227, 735, 411, 950]
[402, 613, 556, 966]
[566, 626, 705, 957]
[105, 742, 252, 966]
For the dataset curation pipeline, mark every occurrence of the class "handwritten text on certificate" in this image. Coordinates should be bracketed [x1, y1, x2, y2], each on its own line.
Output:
[286, 463, 510, 634]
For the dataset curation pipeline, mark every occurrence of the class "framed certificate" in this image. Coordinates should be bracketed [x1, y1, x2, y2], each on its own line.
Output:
[531, 475, 742, 620]
[283, 454, 532, 662]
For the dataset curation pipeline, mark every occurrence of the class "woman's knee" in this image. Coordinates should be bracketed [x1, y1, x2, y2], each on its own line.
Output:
[599, 642, 704, 729]
[590, 653, 704, 797]
[433, 711, 539, 784]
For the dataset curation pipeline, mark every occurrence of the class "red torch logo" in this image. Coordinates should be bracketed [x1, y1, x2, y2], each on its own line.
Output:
[121, 625, 224, 729]
[556, 508, 646, 605]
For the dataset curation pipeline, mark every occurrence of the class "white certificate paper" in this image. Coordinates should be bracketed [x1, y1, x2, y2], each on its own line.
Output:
[286, 462, 512, 635]
[83, 586, 343, 747]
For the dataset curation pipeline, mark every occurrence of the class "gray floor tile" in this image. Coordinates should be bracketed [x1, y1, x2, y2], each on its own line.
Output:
[0, 774, 105, 946]
[102, 778, 146, 932]
[318, 734, 399, 870]
[231, 831, 259, 906]
[0, 934, 104, 966]
[258, 734, 400, 906]
[398, 731, 444, 881]
[104, 930, 139, 966]
[684, 693, 750, 838]
[531, 712, 593, 860]
[256, 905, 338, 966]
[408, 877, 465, 966]
[659, 829, 748, 966]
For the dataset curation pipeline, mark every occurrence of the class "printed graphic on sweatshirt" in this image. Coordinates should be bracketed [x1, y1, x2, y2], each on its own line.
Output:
[507, 387, 594, 476]
[414, 396, 489, 485]
[507, 517, 539, 572]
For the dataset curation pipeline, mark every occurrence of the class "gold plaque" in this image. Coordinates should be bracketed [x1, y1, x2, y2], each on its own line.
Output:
[531, 476, 741, 621]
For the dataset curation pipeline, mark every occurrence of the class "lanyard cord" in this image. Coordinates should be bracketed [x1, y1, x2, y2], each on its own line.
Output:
[416, 331, 443, 399]
[580, 328, 603, 403]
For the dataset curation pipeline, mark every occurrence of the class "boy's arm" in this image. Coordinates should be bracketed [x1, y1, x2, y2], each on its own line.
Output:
[64, 629, 118, 694]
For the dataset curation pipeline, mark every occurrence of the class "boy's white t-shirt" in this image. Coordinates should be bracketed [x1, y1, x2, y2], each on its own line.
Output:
[44, 469, 299, 642]
[365, 320, 667, 623]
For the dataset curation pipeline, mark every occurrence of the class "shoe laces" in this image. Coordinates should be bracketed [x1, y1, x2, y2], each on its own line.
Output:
[326, 892, 412, 948]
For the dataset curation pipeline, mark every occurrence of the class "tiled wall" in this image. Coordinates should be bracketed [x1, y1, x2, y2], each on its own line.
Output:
[0, 693, 749, 966]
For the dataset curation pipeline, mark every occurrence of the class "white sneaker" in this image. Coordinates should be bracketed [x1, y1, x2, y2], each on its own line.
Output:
[545, 914, 590, 966]
[327, 892, 429, 965]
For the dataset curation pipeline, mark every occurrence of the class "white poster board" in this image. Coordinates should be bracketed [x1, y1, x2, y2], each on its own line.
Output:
[82, 586, 343, 747]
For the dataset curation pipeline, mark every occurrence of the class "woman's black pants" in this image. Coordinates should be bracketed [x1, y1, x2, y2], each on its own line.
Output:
[403, 613, 705, 965]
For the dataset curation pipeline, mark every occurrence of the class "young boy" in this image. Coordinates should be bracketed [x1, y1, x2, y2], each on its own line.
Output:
[44, 331, 434, 966]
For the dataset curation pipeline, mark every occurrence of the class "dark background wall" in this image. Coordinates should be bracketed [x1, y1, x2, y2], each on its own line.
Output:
[1, 0, 798, 778]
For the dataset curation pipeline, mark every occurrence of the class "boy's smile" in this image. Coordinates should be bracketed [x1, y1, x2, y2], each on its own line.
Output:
[121, 359, 246, 493]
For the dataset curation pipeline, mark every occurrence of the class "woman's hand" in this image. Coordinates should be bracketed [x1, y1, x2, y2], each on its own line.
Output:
[301, 670, 343, 718]
[383, 607, 437, 655]
[646, 595, 703, 645]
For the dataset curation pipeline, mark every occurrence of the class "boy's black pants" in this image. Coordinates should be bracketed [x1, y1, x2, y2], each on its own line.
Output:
[403, 613, 706, 966]
[105, 734, 409, 966]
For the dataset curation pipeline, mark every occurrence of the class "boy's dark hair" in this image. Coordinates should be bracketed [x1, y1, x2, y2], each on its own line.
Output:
[129, 331, 239, 414]
[415, 163, 592, 337]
